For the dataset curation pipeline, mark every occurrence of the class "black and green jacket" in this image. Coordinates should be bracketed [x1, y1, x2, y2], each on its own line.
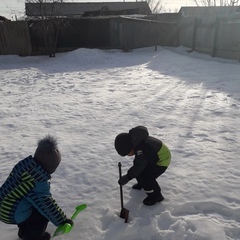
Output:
[127, 126, 171, 180]
[0, 156, 67, 226]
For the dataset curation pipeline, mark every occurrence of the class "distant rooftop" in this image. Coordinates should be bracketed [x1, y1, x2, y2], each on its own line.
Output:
[179, 6, 240, 18]
[25, 2, 152, 17]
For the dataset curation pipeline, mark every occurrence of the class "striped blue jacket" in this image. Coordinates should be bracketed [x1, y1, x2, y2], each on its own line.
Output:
[0, 156, 67, 226]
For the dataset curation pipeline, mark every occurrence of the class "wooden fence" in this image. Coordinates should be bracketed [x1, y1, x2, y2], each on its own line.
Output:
[1, 14, 240, 61]
[0, 16, 177, 56]
[0, 21, 32, 56]
[28, 16, 177, 53]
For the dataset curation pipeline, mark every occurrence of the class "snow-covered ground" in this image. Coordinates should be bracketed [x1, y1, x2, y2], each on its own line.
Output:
[0, 46, 240, 240]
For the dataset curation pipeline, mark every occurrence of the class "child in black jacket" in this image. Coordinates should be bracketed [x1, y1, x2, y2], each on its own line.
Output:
[114, 126, 171, 206]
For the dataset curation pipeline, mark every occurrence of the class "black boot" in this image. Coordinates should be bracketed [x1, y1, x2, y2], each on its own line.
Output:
[18, 227, 24, 239]
[143, 192, 164, 206]
[40, 232, 51, 240]
[23, 232, 51, 240]
[132, 183, 142, 190]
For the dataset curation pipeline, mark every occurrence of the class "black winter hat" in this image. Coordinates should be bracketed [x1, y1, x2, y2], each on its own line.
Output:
[34, 135, 61, 174]
[114, 133, 133, 156]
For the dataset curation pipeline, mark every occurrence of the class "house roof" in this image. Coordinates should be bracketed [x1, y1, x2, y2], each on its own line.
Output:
[179, 6, 240, 18]
[25, 2, 152, 17]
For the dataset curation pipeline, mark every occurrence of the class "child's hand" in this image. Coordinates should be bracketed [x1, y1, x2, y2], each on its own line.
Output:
[64, 218, 74, 226]
[118, 175, 130, 185]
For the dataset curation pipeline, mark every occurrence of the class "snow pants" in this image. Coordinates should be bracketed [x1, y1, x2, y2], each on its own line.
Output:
[136, 165, 167, 196]
[17, 207, 49, 240]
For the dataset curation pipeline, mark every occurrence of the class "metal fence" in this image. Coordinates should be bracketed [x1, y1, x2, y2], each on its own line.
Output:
[114, 17, 177, 51]
[178, 14, 240, 60]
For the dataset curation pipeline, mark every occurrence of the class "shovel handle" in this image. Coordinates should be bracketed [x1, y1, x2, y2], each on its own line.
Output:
[53, 204, 87, 237]
[71, 204, 87, 220]
[118, 162, 122, 178]
[118, 162, 124, 209]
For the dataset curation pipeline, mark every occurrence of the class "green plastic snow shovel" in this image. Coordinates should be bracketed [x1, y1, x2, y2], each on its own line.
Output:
[53, 203, 87, 237]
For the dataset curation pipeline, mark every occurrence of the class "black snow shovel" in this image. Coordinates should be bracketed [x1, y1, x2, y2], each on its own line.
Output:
[118, 162, 129, 223]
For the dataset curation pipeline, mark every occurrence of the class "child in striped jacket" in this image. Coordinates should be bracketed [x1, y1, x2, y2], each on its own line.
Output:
[0, 135, 73, 240]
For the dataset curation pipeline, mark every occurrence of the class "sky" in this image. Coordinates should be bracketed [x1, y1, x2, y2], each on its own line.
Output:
[0, 0, 196, 20]
[0, 46, 240, 240]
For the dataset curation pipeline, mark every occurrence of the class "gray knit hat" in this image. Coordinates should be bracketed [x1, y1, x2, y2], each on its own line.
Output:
[34, 135, 61, 174]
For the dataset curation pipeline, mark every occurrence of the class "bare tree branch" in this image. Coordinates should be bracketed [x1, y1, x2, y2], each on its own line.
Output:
[193, 0, 240, 5]
[147, 0, 165, 13]
[26, 0, 65, 57]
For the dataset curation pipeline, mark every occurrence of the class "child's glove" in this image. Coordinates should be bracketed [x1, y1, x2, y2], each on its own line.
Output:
[118, 174, 130, 185]
[64, 218, 74, 226]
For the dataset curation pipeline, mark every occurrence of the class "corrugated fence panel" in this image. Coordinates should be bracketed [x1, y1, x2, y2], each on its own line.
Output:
[178, 17, 196, 49]
[0, 21, 32, 56]
[215, 20, 240, 60]
[120, 18, 177, 51]
[179, 15, 240, 60]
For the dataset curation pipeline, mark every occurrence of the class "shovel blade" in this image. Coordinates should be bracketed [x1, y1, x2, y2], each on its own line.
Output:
[53, 223, 73, 237]
[120, 207, 129, 223]
[53, 204, 87, 237]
